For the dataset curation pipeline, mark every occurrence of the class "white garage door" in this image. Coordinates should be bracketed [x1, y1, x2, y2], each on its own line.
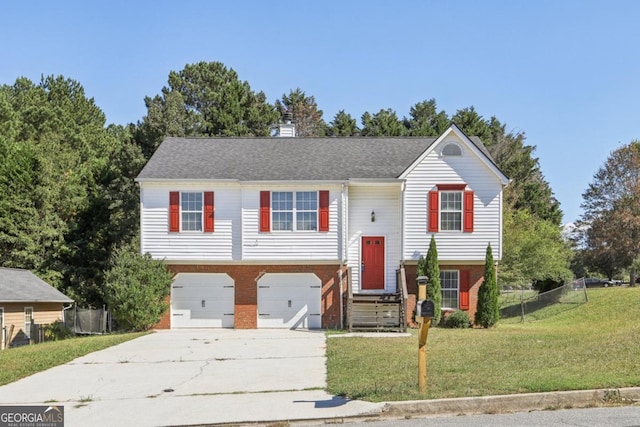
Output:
[171, 273, 234, 328]
[257, 273, 322, 329]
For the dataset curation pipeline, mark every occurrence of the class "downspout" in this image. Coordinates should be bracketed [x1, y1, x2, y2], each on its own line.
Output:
[400, 180, 406, 268]
[62, 302, 74, 330]
[339, 182, 348, 329]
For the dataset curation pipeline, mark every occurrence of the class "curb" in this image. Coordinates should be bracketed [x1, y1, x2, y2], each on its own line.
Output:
[216, 388, 640, 426]
[381, 387, 640, 418]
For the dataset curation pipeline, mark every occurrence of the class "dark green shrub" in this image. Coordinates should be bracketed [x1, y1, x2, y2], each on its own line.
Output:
[444, 310, 471, 328]
[44, 320, 73, 341]
[104, 238, 173, 331]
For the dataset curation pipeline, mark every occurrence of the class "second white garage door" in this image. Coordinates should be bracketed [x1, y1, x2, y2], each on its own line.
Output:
[171, 273, 235, 328]
[257, 273, 322, 329]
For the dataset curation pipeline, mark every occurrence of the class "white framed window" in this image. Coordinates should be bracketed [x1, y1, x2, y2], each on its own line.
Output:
[24, 307, 33, 339]
[440, 270, 459, 309]
[440, 191, 463, 231]
[181, 192, 203, 231]
[296, 191, 318, 230]
[272, 191, 318, 231]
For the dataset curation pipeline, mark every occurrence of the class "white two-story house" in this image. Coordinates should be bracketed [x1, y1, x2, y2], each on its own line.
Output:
[136, 124, 509, 329]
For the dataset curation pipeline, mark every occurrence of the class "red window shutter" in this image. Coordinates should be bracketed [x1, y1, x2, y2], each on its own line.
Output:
[463, 190, 474, 232]
[428, 191, 439, 232]
[259, 191, 270, 232]
[169, 191, 180, 232]
[459, 270, 470, 310]
[319, 190, 329, 232]
[204, 191, 214, 232]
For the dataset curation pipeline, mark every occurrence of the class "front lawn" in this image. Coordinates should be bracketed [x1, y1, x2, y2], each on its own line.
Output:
[0, 332, 147, 386]
[327, 287, 640, 402]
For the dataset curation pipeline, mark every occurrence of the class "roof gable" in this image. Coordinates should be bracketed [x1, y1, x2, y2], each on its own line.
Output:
[0, 268, 73, 303]
[398, 124, 510, 185]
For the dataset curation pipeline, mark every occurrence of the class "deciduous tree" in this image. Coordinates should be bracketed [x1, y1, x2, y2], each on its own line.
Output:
[499, 209, 573, 287]
[579, 141, 640, 283]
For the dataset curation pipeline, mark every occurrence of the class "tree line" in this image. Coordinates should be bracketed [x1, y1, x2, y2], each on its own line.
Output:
[0, 60, 577, 316]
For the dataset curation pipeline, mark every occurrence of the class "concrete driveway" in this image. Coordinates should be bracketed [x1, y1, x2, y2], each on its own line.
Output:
[0, 329, 383, 426]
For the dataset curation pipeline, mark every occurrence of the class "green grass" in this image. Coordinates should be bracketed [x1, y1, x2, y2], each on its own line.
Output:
[0, 332, 147, 386]
[327, 287, 640, 402]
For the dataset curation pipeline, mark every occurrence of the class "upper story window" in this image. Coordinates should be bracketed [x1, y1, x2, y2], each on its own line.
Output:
[428, 184, 474, 233]
[181, 192, 203, 231]
[440, 191, 462, 231]
[272, 191, 318, 231]
[442, 143, 462, 156]
[260, 190, 329, 233]
[169, 191, 215, 233]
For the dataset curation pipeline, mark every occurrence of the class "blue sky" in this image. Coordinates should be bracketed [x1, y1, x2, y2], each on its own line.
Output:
[2, 1, 639, 224]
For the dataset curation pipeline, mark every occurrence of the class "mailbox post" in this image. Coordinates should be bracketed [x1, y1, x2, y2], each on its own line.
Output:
[416, 276, 432, 393]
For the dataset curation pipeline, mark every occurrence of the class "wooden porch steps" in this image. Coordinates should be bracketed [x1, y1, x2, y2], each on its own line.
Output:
[346, 267, 409, 333]
[349, 293, 405, 332]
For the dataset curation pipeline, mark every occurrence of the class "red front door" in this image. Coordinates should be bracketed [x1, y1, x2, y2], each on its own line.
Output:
[361, 236, 385, 290]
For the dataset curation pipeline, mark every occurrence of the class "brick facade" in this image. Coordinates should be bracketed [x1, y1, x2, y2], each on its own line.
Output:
[158, 264, 345, 329]
[157, 263, 486, 330]
[403, 263, 484, 326]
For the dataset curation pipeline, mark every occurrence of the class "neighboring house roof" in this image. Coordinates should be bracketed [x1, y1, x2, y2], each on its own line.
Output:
[0, 268, 73, 303]
[136, 125, 504, 182]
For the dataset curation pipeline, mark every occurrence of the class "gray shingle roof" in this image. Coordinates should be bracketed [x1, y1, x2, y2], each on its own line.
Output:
[0, 268, 73, 303]
[136, 137, 437, 181]
[136, 135, 499, 182]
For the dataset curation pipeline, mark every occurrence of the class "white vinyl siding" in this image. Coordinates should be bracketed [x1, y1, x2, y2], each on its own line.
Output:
[347, 184, 402, 293]
[140, 183, 241, 261]
[403, 134, 503, 262]
[242, 186, 341, 261]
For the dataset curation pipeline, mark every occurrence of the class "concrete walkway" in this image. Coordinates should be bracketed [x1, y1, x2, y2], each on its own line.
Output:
[0, 330, 383, 426]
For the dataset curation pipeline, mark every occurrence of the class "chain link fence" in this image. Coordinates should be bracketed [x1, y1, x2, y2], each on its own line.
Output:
[500, 278, 589, 322]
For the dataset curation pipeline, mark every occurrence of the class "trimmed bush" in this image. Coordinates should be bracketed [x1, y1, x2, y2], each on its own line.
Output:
[444, 310, 472, 328]
[476, 243, 500, 328]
